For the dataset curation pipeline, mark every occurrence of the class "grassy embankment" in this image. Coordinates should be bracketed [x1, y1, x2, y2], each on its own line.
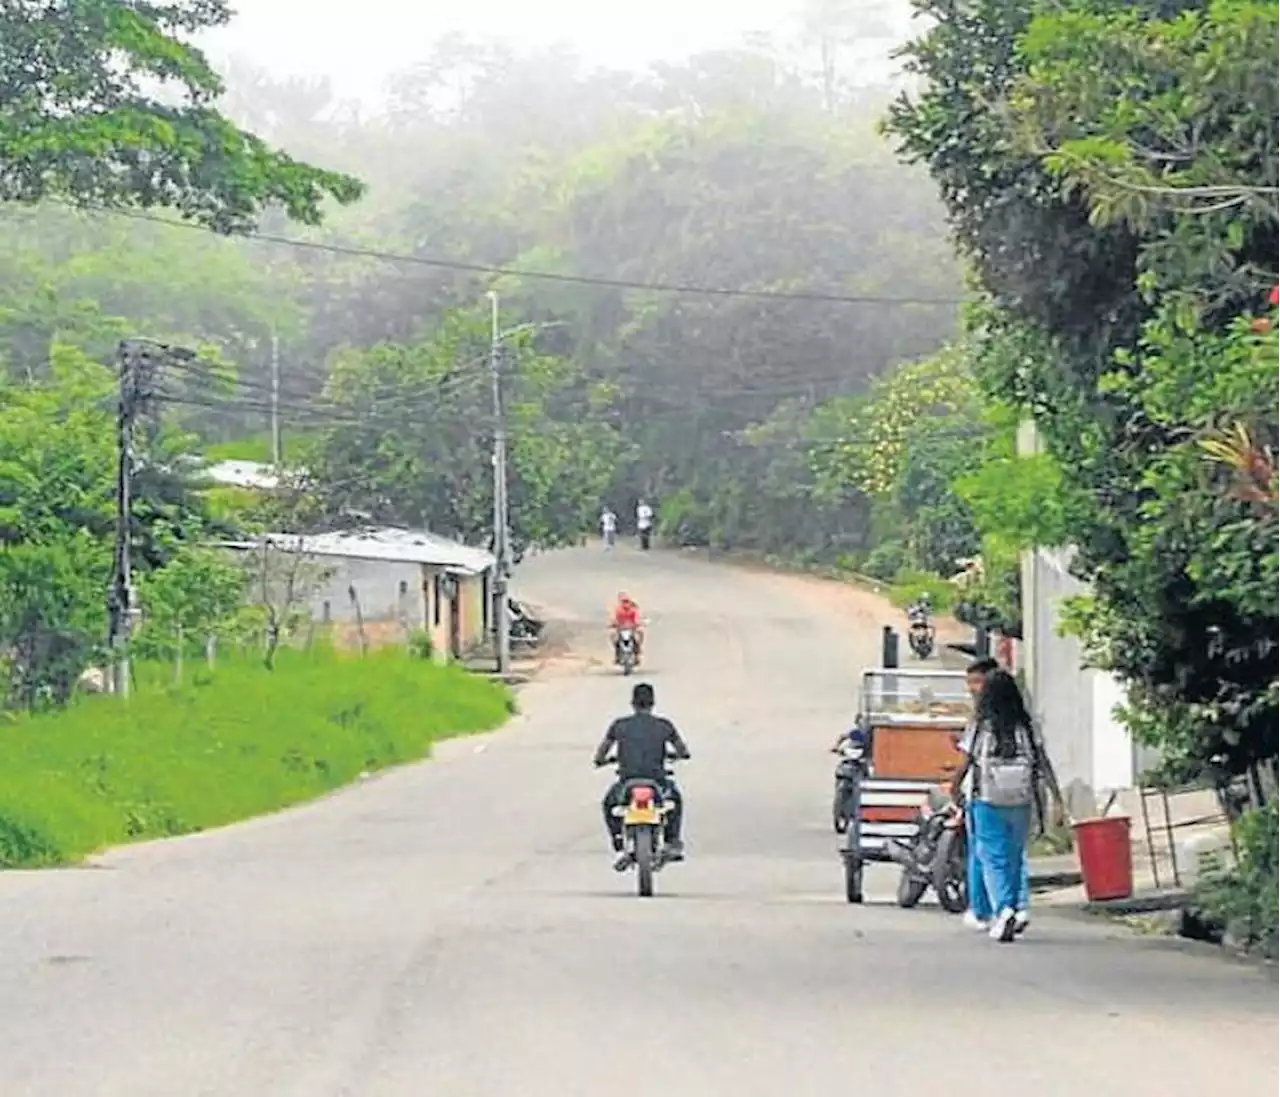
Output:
[0, 647, 513, 868]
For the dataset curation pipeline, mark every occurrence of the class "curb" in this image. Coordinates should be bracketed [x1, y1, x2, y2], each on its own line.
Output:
[1029, 869, 1083, 891]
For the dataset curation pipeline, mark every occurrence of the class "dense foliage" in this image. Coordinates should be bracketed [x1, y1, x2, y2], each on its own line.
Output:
[887, 0, 1278, 780]
[0, 0, 362, 230]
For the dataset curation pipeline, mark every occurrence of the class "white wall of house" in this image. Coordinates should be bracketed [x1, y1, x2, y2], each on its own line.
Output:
[1017, 421, 1152, 815]
[307, 557, 426, 630]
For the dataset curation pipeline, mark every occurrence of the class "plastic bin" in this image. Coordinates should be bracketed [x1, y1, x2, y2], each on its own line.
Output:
[1073, 815, 1134, 902]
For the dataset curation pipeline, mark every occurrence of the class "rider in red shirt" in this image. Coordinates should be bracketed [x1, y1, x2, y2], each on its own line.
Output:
[610, 592, 644, 659]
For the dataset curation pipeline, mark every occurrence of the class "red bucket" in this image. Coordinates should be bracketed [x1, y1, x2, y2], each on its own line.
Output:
[1073, 816, 1134, 902]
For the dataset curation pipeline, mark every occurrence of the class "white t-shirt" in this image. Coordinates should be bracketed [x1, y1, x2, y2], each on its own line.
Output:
[601, 510, 617, 533]
[636, 503, 653, 530]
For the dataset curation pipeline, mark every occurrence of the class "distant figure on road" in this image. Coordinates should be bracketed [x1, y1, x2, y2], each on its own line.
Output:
[600, 506, 617, 549]
[594, 682, 690, 868]
[636, 499, 654, 550]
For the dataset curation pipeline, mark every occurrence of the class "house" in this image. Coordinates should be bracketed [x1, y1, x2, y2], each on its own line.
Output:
[1016, 422, 1159, 818]
[222, 526, 496, 661]
[201, 459, 283, 491]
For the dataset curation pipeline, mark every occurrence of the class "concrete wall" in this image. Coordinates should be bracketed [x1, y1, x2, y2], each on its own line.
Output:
[422, 567, 490, 660]
[1023, 546, 1157, 817]
[306, 556, 426, 634]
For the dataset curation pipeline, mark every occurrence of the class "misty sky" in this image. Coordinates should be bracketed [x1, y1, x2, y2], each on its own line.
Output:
[201, 0, 912, 104]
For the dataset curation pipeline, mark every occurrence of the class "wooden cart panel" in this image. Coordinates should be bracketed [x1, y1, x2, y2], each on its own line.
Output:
[871, 720, 966, 783]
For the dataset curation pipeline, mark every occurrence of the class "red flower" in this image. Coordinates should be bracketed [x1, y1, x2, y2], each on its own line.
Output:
[1270, 284, 1279, 307]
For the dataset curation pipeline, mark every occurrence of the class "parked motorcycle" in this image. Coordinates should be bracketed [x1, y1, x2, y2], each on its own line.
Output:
[610, 772, 681, 898]
[885, 787, 968, 913]
[508, 598, 544, 647]
[831, 733, 869, 834]
[614, 627, 640, 675]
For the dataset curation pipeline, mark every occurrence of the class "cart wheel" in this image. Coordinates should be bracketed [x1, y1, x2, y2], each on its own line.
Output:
[844, 855, 864, 904]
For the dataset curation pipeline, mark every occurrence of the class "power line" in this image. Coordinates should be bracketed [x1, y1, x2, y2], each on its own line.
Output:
[90, 205, 968, 308]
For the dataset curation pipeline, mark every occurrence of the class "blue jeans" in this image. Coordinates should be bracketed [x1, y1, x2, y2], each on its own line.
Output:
[966, 808, 1030, 918]
[970, 801, 1032, 916]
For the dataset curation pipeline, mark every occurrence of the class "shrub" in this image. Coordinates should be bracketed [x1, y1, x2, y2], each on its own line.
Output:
[863, 540, 907, 581]
[1192, 800, 1278, 958]
[887, 568, 957, 613]
[0, 646, 511, 867]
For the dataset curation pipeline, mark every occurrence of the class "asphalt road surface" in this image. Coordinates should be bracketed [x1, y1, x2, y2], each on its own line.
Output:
[1, 546, 1275, 1096]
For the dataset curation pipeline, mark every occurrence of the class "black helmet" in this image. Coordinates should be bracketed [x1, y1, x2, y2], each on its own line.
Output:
[632, 682, 655, 709]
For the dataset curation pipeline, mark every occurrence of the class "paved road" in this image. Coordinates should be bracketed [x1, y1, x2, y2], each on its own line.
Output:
[0, 546, 1275, 1096]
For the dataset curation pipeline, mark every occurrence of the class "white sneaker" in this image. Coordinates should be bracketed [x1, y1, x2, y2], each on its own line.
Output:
[1013, 910, 1030, 936]
[990, 907, 1018, 943]
[963, 911, 991, 931]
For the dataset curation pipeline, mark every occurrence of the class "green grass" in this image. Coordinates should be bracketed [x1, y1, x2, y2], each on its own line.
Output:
[0, 647, 513, 868]
[886, 568, 959, 613]
[203, 431, 318, 464]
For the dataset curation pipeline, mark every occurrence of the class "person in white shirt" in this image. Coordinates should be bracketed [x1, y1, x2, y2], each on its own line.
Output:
[600, 507, 617, 549]
[636, 499, 654, 550]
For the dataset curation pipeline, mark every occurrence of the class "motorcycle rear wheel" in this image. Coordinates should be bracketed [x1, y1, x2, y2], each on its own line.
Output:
[633, 827, 655, 898]
[932, 829, 968, 914]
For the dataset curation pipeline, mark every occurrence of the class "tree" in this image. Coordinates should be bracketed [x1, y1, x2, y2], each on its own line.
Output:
[307, 308, 625, 549]
[134, 545, 247, 662]
[0, 0, 363, 232]
[887, 0, 1278, 777]
[0, 343, 234, 704]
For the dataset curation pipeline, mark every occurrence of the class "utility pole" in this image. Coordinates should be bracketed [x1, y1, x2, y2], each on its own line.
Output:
[108, 341, 151, 696]
[487, 291, 512, 677]
[270, 328, 282, 468]
[107, 338, 192, 697]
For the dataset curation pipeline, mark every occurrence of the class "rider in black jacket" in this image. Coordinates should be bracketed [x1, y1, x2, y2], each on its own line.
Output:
[594, 682, 690, 867]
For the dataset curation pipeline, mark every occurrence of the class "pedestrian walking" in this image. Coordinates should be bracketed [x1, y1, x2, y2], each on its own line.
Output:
[961, 669, 1045, 943]
[635, 499, 654, 550]
[600, 506, 618, 550]
[957, 659, 1030, 934]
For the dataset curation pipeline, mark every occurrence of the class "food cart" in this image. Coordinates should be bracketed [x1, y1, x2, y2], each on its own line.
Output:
[841, 667, 971, 903]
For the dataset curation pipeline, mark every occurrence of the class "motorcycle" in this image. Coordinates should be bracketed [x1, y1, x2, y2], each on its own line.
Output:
[508, 598, 544, 647]
[609, 768, 682, 898]
[614, 627, 640, 675]
[885, 787, 968, 913]
[906, 608, 936, 659]
[831, 734, 869, 834]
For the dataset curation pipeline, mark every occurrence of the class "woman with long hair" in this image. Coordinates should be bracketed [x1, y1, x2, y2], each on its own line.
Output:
[969, 669, 1041, 942]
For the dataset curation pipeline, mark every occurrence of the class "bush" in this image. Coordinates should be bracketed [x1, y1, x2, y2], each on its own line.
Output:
[887, 568, 957, 613]
[0, 646, 511, 867]
[863, 540, 907, 581]
[1192, 801, 1278, 958]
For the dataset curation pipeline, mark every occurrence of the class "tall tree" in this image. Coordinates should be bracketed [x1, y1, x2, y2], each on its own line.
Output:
[0, 0, 363, 231]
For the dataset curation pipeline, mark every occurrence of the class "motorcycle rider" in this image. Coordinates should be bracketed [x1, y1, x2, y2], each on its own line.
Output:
[907, 592, 932, 630]
[594, 682, 690, 869]
[830, 712, 871, 755]
[609, 591, 644, 662]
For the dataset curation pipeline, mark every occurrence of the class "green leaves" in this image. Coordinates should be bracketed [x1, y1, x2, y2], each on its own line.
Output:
[891, 0, 1279, 779]
[0, 1, 364, 232]
[310, 306, 625, 549]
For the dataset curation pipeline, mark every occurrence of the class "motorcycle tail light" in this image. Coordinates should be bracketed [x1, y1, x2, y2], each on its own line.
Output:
[631, 787, 654, 807]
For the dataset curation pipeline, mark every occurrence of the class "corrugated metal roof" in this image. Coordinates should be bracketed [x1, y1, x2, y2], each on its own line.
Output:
[201, 460, 281, 490]
[220, 526, 495, 575]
